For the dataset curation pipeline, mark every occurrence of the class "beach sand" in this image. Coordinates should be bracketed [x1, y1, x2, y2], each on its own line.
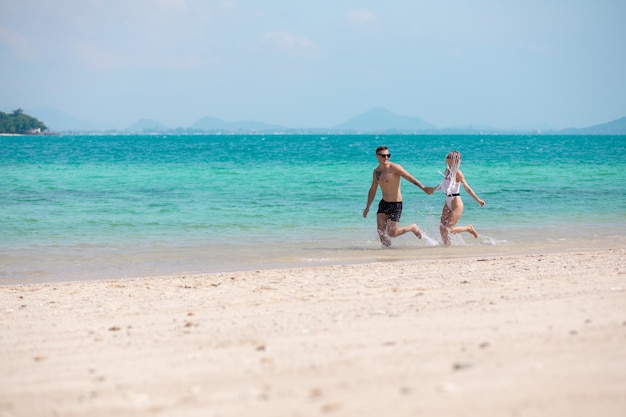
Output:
[1, 248, 625, 417]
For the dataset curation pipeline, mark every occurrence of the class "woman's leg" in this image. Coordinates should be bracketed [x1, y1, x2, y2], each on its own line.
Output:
[450, 224, 478, 238]
[439, 205, 453, 245]
[447, 198, 478, 239]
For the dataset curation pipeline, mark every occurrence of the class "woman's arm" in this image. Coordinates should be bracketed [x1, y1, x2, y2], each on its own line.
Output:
[458, 170, 485, 206]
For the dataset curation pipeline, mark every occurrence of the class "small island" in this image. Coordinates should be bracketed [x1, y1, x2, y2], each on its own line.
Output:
[0, 108, 56, 135]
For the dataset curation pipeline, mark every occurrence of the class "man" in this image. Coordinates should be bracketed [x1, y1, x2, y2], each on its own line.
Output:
[363, 146, 434, 247]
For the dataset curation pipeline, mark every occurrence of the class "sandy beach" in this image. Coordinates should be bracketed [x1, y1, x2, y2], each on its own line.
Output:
[1, 248, 625, 417]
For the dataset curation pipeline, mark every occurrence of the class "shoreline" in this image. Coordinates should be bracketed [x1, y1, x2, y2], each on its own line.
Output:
[0, 132, 60, 136]
[1, 246, 625, 416]
[2, 232, 624, 285]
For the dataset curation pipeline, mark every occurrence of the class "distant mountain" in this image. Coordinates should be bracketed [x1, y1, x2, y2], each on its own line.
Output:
[438, 123, 499, 134]
[191, 116, 285, 132]
[333, 107, 436, 132]
[560, 116, 626, 135]
[26, 108, 114, 131]
[191, 116, 228, 130]
[512, 122, 555, 132]
[126, 118, 170, 132]
[8, 106, 625, 135]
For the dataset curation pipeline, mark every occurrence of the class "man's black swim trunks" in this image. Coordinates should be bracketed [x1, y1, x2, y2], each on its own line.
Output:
[377, 199, 403, 222]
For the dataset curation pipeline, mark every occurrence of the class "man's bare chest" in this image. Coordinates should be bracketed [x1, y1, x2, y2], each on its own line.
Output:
[376, 168, 396, 184]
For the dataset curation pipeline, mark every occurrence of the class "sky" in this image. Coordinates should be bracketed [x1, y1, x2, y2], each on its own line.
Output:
[1, 0, 625, 130]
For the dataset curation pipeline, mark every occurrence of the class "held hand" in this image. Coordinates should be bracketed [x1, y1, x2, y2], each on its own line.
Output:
[424, 186, 435, 195]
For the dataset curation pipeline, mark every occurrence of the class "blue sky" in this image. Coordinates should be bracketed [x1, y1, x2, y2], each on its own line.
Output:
[1, 0, 625, 130]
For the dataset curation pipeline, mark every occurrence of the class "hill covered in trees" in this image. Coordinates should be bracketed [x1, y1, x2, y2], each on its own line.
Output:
[0, 109, 49, 134]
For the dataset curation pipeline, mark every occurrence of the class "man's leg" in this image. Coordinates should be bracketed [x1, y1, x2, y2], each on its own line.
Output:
[387, 221, 422, 239]
[376, 214, 392, 247]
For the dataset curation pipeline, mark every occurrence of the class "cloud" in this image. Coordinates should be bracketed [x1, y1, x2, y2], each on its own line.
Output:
[259, 31, 321, 59]
[152, 0, 189, 13]
[74, 40, 221, 72]
[156, 54, 221, 71]
[0, 25, 37, 61]
[75, 41, 127, 71]
[346, 8, 379, 31]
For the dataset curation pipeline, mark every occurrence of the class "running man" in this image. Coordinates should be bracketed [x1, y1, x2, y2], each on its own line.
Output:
[363, 146, 434, 247]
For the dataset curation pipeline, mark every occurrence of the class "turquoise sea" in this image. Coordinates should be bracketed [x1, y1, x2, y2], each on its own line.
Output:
[1, 134, 625, 284]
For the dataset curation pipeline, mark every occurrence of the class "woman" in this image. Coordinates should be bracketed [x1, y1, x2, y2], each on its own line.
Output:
[437, 151, 485, 245]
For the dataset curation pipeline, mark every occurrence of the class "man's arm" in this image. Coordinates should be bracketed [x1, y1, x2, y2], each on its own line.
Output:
[363, 170, 379, 218]
[395, 164, 433, 194]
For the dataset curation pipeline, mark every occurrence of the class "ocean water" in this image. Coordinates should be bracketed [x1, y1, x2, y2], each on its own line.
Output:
[1, 134, 625, 283]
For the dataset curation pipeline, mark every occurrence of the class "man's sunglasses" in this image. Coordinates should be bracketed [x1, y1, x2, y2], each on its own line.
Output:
[377, 153, 391, 158]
